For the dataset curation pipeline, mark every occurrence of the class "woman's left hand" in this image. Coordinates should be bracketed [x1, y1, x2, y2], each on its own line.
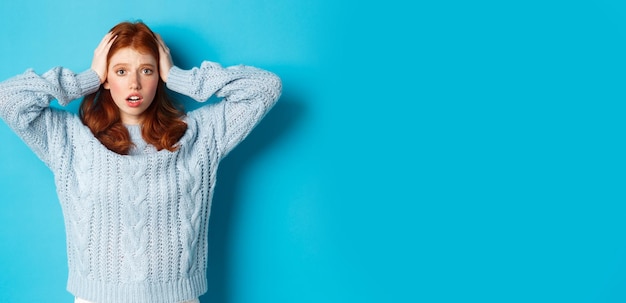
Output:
[155, 34, 173, 83]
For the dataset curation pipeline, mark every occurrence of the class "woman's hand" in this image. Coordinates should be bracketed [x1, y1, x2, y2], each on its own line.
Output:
[91, 32, 116, 84]
[155, 33, 173, 83]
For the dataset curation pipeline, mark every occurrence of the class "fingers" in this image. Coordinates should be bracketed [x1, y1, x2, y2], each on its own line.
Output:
[99, 32, 115, 48]
[91, 32, 117, 83]
[155, 33, 168, 51]
[95, 32, 116, 55]
[155, 33, 173, 82]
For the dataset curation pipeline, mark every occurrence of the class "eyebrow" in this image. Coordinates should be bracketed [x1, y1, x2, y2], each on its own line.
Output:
[111, 63, 157, 69]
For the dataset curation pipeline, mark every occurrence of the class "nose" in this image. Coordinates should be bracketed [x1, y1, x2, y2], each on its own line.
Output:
[129, 73, 141, 90]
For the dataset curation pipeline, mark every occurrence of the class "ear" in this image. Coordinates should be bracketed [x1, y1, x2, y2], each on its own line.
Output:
[103, 81, 110, 89]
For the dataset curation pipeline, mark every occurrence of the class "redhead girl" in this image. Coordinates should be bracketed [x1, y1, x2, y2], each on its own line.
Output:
[0, 21, 281, 303]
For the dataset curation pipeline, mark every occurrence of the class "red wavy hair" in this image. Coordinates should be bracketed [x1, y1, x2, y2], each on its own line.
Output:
[80, 21, 187, 155]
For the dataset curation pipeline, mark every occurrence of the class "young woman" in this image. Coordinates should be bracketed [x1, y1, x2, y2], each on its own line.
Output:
[0, 21, 281, 303]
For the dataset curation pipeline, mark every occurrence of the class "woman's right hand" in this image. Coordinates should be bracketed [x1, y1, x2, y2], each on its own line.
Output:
[91, 32, 116, 84]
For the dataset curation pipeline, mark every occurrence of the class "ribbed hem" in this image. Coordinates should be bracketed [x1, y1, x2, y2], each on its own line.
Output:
[67, 272, 207, 303]
[78, 70, 102, 92]
[166, 66, 194, 97]
[70, 70, 101, 105]
[166, 62, 223, 101]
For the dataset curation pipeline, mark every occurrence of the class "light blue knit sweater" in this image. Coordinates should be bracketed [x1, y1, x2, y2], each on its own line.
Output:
[0, 61, 281, 303]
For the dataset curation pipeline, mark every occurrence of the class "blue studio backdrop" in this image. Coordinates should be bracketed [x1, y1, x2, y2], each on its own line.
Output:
[2, 1, 626, 302]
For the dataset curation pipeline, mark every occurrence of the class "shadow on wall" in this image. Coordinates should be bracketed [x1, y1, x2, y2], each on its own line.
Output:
[157, 24, 306, 303]
[201, 88, 304, 303]
[151, 24, 219, 69]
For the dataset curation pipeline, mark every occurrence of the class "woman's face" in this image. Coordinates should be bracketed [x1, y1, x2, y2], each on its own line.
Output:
[104, 47, 159, 125]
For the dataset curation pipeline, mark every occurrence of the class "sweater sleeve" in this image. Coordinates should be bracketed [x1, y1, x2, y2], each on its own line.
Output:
[0, 67, 101, 166]
[166, 61, 282, 158]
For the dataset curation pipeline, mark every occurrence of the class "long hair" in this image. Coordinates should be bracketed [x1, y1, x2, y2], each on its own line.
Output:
[80, 21, 187, 155]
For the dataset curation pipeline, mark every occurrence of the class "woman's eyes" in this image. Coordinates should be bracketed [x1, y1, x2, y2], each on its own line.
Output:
[115, 68, 154, 75]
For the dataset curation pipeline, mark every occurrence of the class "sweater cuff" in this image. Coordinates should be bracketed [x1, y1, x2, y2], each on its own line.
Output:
[165, 66, 193, 96]
[68, 69, 101, 106]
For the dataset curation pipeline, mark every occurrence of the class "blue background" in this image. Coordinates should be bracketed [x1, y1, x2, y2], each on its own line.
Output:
[1, 0, 626, 302]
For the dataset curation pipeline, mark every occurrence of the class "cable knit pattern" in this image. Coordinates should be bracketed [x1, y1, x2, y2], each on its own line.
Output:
[68, 137, 96, 279]
[0, 62, 281, 303]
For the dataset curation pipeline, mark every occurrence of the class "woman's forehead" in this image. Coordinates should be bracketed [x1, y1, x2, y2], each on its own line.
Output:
[109, 48, 157, 65]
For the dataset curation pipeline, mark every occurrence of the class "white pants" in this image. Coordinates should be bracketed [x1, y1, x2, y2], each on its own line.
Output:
[75, 298, 200, 303]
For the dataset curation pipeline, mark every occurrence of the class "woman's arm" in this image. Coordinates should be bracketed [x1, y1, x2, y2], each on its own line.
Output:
[167, 62, 282, 158]
[157, 34, 282, 158]
[0, 68, 101, 165]
[0, 33, 111, 166]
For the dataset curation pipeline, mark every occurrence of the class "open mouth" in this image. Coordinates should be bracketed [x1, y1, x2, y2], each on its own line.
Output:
[126, 95, 143, 107]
